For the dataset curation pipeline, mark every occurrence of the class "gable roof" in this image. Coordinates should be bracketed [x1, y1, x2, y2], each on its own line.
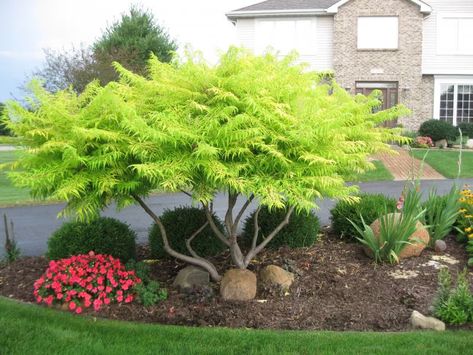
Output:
[226, 0, 432, 21]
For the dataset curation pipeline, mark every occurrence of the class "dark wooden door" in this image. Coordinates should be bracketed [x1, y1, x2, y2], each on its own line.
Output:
[356, 85, 399, 127]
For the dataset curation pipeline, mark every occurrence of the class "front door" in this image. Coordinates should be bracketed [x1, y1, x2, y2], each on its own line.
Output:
[355, 82, 399, 127]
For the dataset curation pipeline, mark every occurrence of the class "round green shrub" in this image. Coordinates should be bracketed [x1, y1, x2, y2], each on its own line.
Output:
[149, 206, 226, 259]
[241, 207, 320, 250]
[330, 193, 397, 241]
[458, 122, 473, 138]
[418, 119, 457, 142]
[47, 217, 136, 261]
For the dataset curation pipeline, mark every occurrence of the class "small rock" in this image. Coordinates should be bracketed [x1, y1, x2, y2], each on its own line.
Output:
[220, 269, 257, 301]
[389, 269, 419, 280]
[435, 240, 447, 253]
[410, 310, 445, 331]
[431, 255, 459, 265]
[173, 266, 210, 290]
[466, 139, 473, 149]
[260, 265, 295, 291]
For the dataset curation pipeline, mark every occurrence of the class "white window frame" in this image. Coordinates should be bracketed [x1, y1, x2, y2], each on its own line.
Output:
[437, 13, 473, 55]
[357, 16, 399, 50]
[254, 18, 317, 56]
[434, 76, 473, 126]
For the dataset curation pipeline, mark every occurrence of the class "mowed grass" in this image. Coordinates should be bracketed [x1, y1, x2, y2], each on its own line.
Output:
[0, 150, 32, 205]
[0, 297, 472, 355]
[352, 160, 394, 182]
[411, 149, 473, 178]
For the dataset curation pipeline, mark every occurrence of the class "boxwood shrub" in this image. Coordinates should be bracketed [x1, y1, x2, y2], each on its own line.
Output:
[47, 217, 136, 261]
[458, 122, 473, 139]
[330, 193, 397, 241]
[241, 207, 320, 250]
[149, 206, 226, 259]
[418, 119, 457, 142]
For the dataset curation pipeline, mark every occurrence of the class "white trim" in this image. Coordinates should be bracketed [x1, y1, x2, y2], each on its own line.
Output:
[433, 75, 473, 125]
[436, 13, 473, 56]
[327, 0, 432, 14]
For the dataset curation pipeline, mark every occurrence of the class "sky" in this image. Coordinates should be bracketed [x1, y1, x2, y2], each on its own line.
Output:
[0, 0, 257, 101]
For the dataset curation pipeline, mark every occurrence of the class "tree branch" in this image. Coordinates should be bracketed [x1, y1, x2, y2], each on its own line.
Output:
[251, 206, 261, 251]
[244, 206, 295, 266]
[132, 194, 221, 281]
[232, 194, 254, 235]
[185, 221, 209, 260]
[202, 202, 230, 247]
[179, 189, 193, 198]
[224, 191, 238, 237]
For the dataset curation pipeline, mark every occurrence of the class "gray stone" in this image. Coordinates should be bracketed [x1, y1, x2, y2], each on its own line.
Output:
[410, 310, 445, 331]
[434, 240, 447, 253]
[220, 269, 257, 301]
[466, 139, 473, 149]
[173, 266, 210, 290]
[435, 139, 448, 149]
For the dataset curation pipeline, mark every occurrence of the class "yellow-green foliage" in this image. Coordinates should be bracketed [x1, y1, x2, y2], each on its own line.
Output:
[3, 48, 409, 219]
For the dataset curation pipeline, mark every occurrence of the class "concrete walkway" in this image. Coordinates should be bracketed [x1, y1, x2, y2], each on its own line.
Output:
[0, 145, 17, 152]
[376, 148, 445, 181]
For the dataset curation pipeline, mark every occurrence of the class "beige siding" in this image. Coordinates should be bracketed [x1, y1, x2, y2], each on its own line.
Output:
[422, 0, 473, 75]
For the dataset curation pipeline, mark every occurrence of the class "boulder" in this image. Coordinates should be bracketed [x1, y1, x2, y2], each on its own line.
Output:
[410, 310, 445, 331]
[369, 213, 429, 259]
[173, 266, 210, 290]
[220, 269, 257, 301]
[466, 139, 473, 149]
[435, 139, 448, 148]
[434, 239, 447, 253]
[260, 265, 295, 290]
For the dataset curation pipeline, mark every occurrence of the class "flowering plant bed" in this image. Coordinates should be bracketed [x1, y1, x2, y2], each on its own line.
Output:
[2, 233, 473, 331]
[33, 252, 140, 313]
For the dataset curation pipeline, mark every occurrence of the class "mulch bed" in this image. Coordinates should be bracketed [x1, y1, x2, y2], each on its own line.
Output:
[1, 232, 472, 331]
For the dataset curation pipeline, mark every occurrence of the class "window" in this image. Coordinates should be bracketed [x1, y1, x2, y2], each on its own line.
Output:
[438, 14, 473, 55]
[357, 17, 399, 50]
[255, 19, 316, 55]
[437, 83, 473, 125]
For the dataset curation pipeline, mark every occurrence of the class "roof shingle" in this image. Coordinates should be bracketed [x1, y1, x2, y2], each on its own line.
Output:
[233, 0, 340, 12]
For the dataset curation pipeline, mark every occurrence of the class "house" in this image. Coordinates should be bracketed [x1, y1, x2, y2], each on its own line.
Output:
[226, 0, 473, 130]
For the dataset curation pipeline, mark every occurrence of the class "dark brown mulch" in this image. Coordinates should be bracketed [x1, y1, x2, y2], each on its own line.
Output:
[1, 233, 472, 331]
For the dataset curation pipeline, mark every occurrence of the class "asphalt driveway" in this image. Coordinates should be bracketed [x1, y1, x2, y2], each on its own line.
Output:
[2, 178, 473, 257]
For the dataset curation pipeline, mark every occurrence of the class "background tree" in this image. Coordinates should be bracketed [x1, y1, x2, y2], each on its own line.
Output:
[33, 6, 177, 93]
[4, 48, 408, 281]
[0, 102, 10, 136]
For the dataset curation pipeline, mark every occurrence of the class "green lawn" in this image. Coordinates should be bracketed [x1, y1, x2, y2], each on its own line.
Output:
[0, 297, 472, 355]
[0, 150, 32, 205]
[411, 149, 473, 178]
[353, 160, 394, 182]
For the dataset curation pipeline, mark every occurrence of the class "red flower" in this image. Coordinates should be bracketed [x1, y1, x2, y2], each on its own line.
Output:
[69, 301, 77, 311]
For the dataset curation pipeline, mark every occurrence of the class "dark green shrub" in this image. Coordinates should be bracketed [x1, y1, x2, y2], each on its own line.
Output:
[458, 122, 473, 138]
[149, 206, 226, 259]
[125, 260, 167, 306]
[330, 193, 397, 241]
[241, 207, 320, 250]
[47, 217, 136, 261]
[418, 119, 457, 142]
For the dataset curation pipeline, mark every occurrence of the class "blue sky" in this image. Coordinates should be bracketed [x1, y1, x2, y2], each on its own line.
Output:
[0, 0, 255, 102]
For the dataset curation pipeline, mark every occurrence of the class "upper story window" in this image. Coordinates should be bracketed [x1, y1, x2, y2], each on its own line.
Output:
[438, 14, 473, 55]
[255, 19, 316, 55]
[357, 17, 399, 50]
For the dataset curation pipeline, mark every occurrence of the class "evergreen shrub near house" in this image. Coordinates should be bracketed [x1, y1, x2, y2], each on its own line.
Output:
[330, 193, 397, 241]
[149, 206, 226, 259]
[458, 123, 473, 139]
[241, 207, 320, 249]
[418, 119, 457, 143]
[47, 217, 136, 262]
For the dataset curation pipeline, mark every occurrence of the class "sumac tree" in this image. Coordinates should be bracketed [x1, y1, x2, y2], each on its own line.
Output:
[3, 48, 408, 281]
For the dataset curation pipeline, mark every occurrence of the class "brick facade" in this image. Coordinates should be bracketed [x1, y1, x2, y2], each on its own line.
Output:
[333, 0, 434, 130]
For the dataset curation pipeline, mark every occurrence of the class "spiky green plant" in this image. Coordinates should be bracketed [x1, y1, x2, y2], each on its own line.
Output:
[2, 47, 409, 280]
